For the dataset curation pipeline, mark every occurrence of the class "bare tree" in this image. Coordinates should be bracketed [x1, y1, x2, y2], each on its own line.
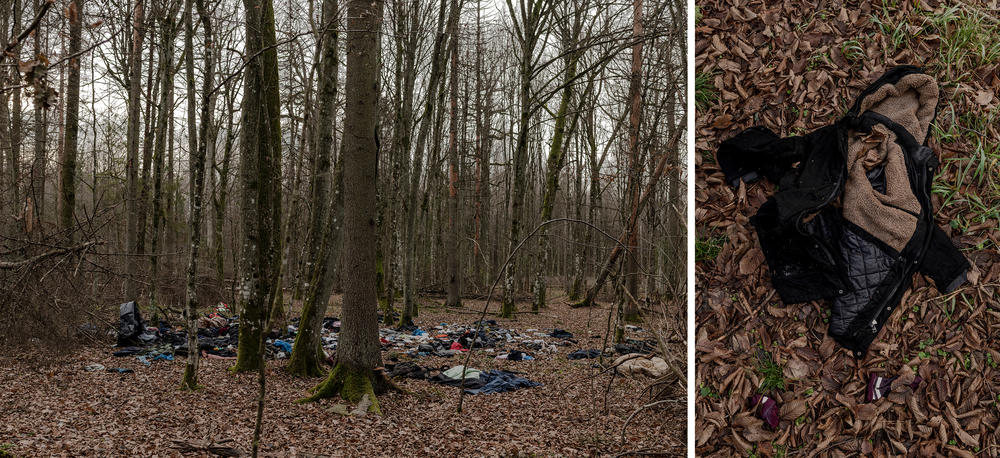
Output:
[530, 0, 588, 312]
[499, 0, 556, 318]
[180, 0, 214, 390]
[300, 0, 395, 412]
[400, 0, 447, 327]
[622, 0, 643, 323]
[443, 0, 461, 308]
[58, 0, 85, 235]
[287, 0, 339, 378]
[233, 0, 284, 373]
[149, 0, 181, 312]
[125, 0, 146, 299]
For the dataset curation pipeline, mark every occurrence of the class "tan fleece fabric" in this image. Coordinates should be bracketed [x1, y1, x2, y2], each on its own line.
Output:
[843, 73, 937, 251]
[613, 353, 668, 378]
[857, 73, 938, 144]
[843, 125, 920, 251]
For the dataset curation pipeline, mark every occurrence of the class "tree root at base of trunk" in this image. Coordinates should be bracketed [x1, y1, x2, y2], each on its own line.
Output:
[179, 364, 202, 391]
[285, 352, 326, 378]
[569, 297, 595, 308]
[286, 341, 327, 378]
[295, 363, 400, 414]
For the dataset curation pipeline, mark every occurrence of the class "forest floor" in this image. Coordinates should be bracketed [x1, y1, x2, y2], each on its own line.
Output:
[696, 0, 1000, 456]
[0, 296, 682, 456]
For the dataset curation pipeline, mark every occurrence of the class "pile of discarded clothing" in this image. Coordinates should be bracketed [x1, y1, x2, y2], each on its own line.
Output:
[564, 325, 658, 361]
[377, 321, 573, 358]
[384, 363, 542, 394]
[613, 353, 669, 378]
[115, 301, 579, 369]
[113, 301, 295, 364]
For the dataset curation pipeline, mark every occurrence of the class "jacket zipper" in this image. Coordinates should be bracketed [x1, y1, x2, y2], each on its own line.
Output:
[849, 132, 937, 356]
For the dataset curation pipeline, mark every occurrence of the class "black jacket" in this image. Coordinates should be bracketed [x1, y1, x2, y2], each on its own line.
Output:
[717, 66, 969, 358]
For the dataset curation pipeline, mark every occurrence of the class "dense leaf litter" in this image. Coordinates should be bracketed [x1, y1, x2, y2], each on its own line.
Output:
[1, 299, 680, 455]
[696, 0, 1000, 455]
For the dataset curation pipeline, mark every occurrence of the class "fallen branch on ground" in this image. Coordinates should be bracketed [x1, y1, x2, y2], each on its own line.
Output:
[169, 438, 242, 457]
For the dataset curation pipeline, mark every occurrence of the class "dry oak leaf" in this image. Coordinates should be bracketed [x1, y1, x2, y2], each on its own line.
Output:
[784, 357, 811, 380]
[738, 248, 765, 276]
[712, 114, 734, 129]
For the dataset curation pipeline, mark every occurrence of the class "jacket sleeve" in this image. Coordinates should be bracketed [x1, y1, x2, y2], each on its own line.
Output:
[919, 225, 970, 293]
[716, 126, 807, 188]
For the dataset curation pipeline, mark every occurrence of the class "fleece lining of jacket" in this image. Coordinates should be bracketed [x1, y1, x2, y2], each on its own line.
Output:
[843, 73, 937, 252]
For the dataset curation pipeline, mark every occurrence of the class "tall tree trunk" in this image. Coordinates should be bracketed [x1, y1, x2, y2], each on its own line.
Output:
[29, 2, 47, 238]
[180, 0, 213, 390]
[137, 27, 158, 256]
[272, 48, 310, 331]
[150, 1, 180, 311]
[287, 0, 338, 378]
[0, 0, 11, 228]
[568, 133, 585, 300]
[444, 0, 461, 308]
[234, 0, 283, 374]
[531, 17, 583, 311]
[7, 0, 23, 225]
[213, 83, 236, 291]
[301, 0, 395, 412]
[622, 0, 643, 323]
[385, 0, 417, 325]
[426, 49, 446, 294]
[58, 0, 84, 235]
[400, 0, 446, 327]
[471, 0, 484, 287]
[125, 0, 146, 299]
[500, 0, 554, 318]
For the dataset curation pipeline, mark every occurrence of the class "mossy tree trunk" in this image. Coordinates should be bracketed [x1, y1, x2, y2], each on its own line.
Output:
[531, 8, 585, 311]
[500, 0, 556, 319]
[288, 0, 339, 378]
[233, 0, 283, 374]
[300, 0, 394, 410]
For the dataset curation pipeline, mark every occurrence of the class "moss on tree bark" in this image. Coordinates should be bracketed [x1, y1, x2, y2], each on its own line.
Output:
[296, 363, 398, 414]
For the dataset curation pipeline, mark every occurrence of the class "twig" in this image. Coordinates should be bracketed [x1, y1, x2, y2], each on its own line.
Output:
[619, 399, 683, 445]
[0, 241, 101, 270]
[0, 0, 53, 65]
[576, 118, 685, 308]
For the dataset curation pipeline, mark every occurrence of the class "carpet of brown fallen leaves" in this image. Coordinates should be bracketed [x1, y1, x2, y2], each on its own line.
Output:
[0, 297, 683, 456]
[696, 0, 1000, 456]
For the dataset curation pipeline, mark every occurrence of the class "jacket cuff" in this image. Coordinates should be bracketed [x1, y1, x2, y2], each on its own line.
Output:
[918, 226, 970, 293]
